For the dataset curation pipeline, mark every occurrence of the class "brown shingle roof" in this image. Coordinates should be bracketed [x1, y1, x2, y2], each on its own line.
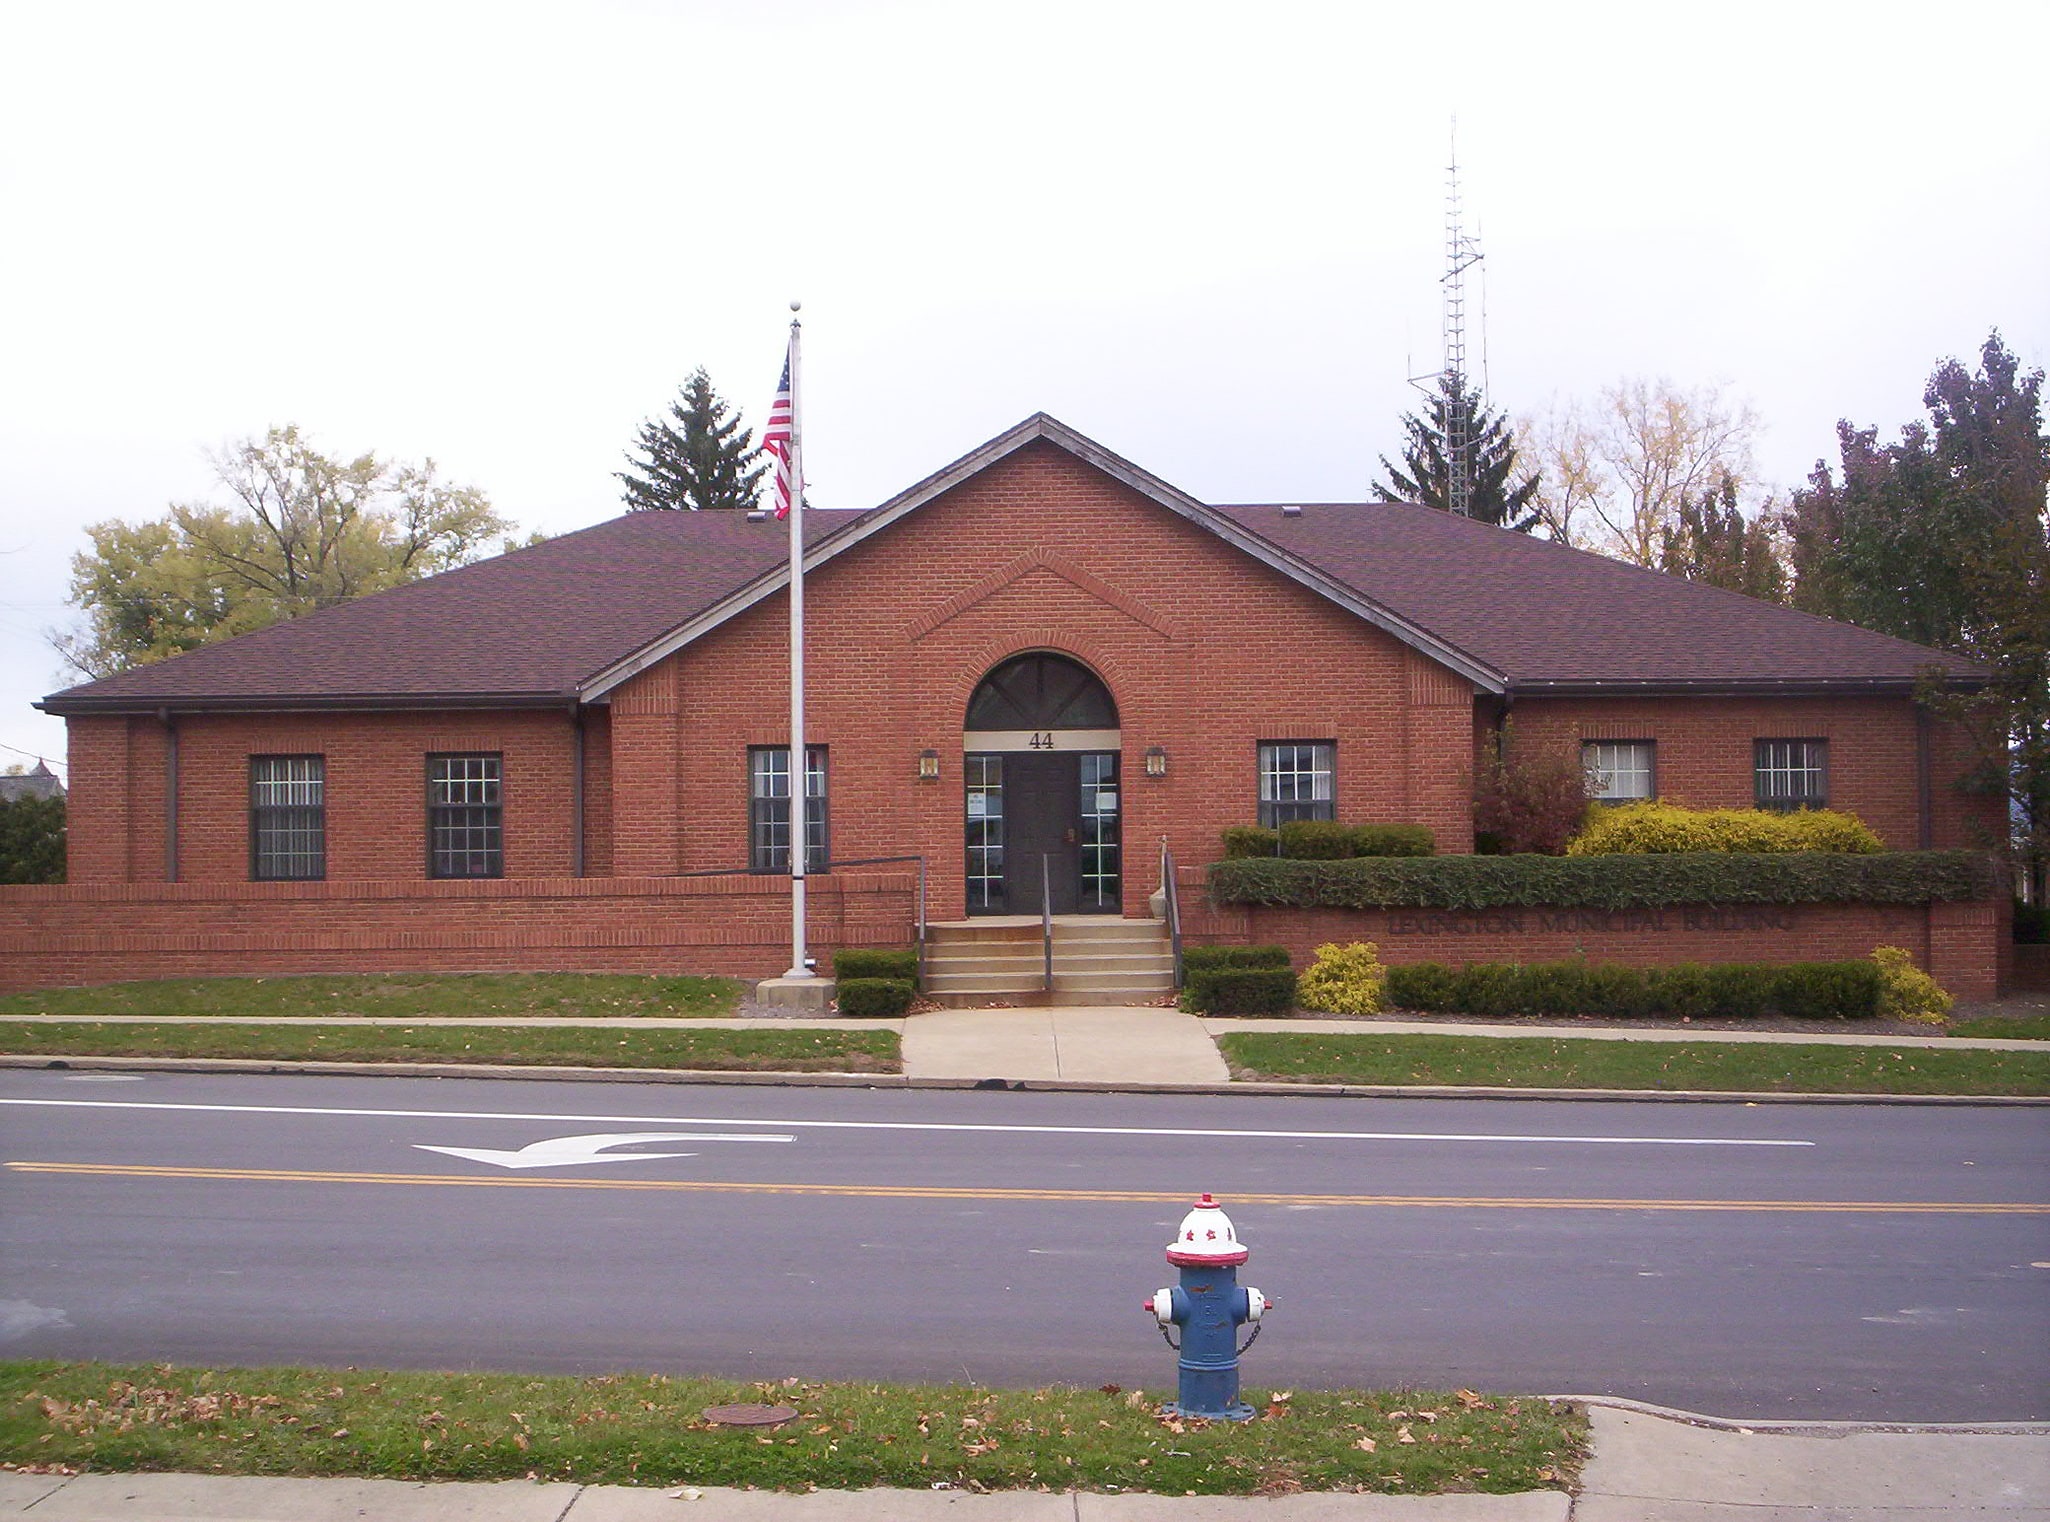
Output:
[39, 416, 1976, 715]
[1213, 501, 1979, 692]
[40, 510, 866, 712]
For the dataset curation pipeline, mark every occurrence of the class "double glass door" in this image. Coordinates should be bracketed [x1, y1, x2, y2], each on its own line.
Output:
[965, 750, 1119, 914]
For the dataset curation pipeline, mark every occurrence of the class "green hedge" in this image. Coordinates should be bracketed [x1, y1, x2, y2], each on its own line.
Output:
[836, 978, 916, 1018]
[1208, 850, 1994, 911]
[833, 947, 920, 986]
[1385, 958, 1884, 1020]
[1221, 823, 1435, 859]
[1180, 967, 1298, 1016]
[1182, 944, 1293, 972]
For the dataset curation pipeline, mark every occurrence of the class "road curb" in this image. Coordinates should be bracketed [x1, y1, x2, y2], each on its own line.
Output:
[4, 1052, 2048, 1103]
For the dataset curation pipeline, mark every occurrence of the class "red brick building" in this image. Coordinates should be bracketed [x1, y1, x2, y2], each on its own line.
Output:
[11, 415, 2007, 995]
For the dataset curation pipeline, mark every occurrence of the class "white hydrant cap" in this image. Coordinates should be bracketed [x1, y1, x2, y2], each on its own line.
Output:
[1166, 1192, 1250, 1267]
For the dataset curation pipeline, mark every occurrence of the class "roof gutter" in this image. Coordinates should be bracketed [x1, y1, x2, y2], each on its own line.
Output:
[1505, 676, 1983, 699]
[36, 691, 584, 718]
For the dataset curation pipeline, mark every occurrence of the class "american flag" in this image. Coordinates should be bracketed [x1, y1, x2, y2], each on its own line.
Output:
[762, 350, 795, 518]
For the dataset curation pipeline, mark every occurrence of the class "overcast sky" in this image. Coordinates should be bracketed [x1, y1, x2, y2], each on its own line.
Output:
[3, 0, 2045, 779]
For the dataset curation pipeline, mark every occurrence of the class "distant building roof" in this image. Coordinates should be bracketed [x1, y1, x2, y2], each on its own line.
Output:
[0, 761, 65, 802]
[37, 414, 1979, 717]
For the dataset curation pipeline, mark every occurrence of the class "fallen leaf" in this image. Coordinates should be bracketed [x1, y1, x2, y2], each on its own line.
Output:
[1354, 1436, 1377, 1452]
[1455, 1389, 1487, 1410]
[1396, 1425, 1417, 1444]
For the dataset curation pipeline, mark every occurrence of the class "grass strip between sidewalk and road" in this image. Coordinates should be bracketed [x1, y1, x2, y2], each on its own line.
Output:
[0, 974, 746, 1020]
[0, 1362, 1584, 1497]
[1217, 1031, 2050, 1096]
[0, 1023, 899, 1073]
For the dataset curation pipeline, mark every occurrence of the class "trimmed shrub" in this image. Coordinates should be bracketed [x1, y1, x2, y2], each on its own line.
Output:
[1569, 801, 1883, 855]
[1222, 823, 1435, 860]
[1208, 850, 1994, 912]
[836, 977, 916, 1018]
[1222, 826, 1281, 859]
[1181, 966, 1298, 1016]
[1279, 820, 1359, 859]
[1296, 942, 1387, 1016]
[1871, 945, 1952, 1023]
[833, 947, 919, 986]
[1352, 823, 1435, 857]
[1383, 958, 1884, 1020]
[1183, 944, 1292, 972]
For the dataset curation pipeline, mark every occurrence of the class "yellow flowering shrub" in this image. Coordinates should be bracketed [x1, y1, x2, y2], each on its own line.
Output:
[1870, 945, 1952, 1023]
[1567, 800, 1883, 855]
[1295, 941, 1387, 1016]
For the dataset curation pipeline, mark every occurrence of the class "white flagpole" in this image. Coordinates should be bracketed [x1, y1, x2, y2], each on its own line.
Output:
[782, 305, 812, 980]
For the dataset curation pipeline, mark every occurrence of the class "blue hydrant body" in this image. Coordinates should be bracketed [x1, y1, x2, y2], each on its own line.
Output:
[1147, 1193, 1270, 1421]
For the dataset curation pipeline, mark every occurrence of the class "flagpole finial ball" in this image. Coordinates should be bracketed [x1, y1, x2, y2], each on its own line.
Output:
[789, 299, 802, 312]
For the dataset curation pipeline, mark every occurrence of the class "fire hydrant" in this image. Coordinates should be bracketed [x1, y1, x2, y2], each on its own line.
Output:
[1144, 1192, 1271, 1421]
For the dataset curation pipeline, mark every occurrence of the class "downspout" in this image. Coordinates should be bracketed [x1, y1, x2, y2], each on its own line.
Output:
[1915, 704, 1932, 850]
[159, 707, 179, 882]
[571, 702, 586, 878]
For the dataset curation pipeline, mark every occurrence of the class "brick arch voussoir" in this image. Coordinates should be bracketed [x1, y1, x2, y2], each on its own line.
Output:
[946, 631, 1135, 732]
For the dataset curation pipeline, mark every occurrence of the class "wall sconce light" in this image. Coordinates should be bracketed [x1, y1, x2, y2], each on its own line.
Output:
[918, 748, 941, 781]
[1144, 745, 1168, 779]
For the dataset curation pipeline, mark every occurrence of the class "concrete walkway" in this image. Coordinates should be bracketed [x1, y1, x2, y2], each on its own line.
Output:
[901, 1006, 1230, 1084]
[3, 1404, 2043, 1518]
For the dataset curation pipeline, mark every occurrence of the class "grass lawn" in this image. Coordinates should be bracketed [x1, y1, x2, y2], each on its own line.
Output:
[0, 1361, 1585, 1497]
[1218, 1031, 2050, 1096]
[0, 1022, 898, 1073]
[0, 973, 744, 1020]
[1951, 1012, 2050, 1041]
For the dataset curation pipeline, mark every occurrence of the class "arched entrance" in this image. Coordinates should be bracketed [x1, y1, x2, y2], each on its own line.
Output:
[963, 652, 1121, 915]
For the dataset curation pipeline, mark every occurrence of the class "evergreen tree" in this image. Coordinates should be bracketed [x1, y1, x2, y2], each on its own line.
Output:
[617, 368, 767, 512]
[1656, 471, 1786, 602]
[1374, 372, 1541, 531]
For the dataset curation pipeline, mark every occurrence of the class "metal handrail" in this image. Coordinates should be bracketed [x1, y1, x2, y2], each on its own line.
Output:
[1041, 853, 1054, 993]
[1159, 836, 1184, 990]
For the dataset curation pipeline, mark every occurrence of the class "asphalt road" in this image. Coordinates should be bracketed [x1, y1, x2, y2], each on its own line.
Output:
[2, 1067, 2046, 1422]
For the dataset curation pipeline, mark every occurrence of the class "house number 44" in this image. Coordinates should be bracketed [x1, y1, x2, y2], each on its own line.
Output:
[1027, 731, 1056, 749]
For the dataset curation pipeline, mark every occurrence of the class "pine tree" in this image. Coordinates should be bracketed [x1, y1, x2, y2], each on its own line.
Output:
[617, 369, 767, 512]
[1374, 372, 1541, 531]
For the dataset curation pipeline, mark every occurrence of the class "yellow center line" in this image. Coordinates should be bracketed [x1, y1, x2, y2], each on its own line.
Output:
[7, 1161, 2047, 1214]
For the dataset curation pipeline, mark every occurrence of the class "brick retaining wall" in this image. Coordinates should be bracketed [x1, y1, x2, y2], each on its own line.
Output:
[1177, 872, 2004, 1002]
[0, 872, 918, 993]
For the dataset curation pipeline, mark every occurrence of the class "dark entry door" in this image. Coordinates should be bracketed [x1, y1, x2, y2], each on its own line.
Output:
[1002, 752, 1078, 914]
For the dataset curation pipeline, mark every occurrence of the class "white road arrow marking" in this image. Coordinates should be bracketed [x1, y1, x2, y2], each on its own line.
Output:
[412, 1131, 789, 1170]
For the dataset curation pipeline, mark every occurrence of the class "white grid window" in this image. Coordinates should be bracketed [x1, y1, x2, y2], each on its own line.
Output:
[751, 747, 827, 873]
[965, 753, 1004, 911]
[250, 755, 324, 880]
[1258, 742, 1335, 828]
[428, 754, 502, 878]
[1755, 739, 1828, 811]
[1583, 740, 1655, 801]
[1078, 751, 1121, 911]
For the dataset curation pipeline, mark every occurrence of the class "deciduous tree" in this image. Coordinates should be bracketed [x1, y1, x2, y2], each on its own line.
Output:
[617, 368, 766, 512]
[1657, 472, 1787, 602]
[1782, 332, 2050, 895]
[1521, 379, 1759, 564]
[54, 426, 506, 678]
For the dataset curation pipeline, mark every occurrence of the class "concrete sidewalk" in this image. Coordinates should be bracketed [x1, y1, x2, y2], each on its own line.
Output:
[3, 1405, 2044, 1519]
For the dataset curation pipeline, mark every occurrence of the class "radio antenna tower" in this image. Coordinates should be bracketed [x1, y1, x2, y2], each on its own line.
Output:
[1440, 129, 1484, 517]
